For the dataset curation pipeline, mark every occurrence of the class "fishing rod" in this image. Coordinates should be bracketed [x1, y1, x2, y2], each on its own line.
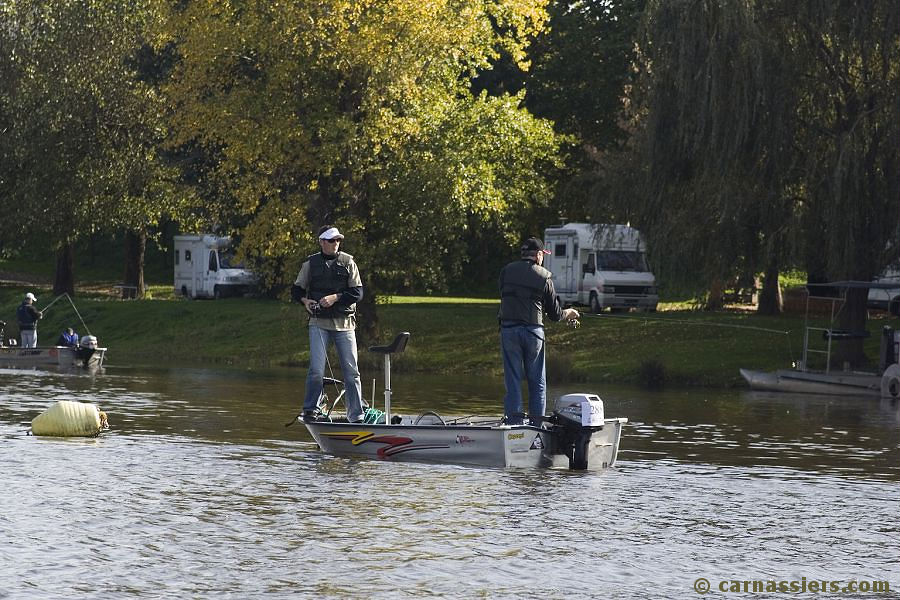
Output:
[39, 293, 93, 335]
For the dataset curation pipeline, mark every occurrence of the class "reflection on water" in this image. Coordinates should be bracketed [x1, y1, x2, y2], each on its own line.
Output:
[0, 366, 898, 598]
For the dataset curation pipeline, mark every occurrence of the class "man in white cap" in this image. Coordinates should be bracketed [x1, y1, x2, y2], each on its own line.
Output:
[17, 292, 43, 348]
[291, 225, 365, 422]
[498, 237, 579, 426]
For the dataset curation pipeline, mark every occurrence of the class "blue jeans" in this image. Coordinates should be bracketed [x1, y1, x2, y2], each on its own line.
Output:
[304, 324, 364, 421]
[500, 325, 546, 425]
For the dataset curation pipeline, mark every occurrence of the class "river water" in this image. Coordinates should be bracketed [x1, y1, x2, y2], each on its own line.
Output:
[1, 365, 898, 599]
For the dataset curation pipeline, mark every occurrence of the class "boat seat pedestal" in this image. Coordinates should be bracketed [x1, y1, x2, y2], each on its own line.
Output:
[367, 332, 410, 424]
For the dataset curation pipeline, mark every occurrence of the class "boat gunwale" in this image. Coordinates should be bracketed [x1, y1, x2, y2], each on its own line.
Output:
[304, 417, 627, 432]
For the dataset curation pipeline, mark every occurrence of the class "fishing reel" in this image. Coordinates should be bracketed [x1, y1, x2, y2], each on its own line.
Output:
[307, 301, 321, 314]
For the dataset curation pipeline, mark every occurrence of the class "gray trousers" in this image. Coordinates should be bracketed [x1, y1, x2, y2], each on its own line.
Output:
[21, 330, 37, 348]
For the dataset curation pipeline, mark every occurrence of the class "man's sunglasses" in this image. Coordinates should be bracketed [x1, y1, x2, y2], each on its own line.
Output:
[320, 238, 340, 243]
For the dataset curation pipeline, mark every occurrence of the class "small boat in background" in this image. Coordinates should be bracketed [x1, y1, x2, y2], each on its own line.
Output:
[739, 367, 881, 397]
[0, 323, 105, 369]
[0, 340, 106, 370]
[740, 281, 900, 398]
[0, 294, 107, 370]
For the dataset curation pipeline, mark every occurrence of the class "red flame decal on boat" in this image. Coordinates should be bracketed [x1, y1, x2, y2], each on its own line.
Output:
[322, 431, 450, 457]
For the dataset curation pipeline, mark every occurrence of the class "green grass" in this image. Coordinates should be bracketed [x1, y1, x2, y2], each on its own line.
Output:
[2, 280, 896, 388]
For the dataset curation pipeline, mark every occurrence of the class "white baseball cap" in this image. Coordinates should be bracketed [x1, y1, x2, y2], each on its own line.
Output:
[24, 292, 37, 302]
[318, 227, 345, 241]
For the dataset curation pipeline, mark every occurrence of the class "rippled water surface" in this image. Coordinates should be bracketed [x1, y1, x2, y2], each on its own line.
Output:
[1, 366, 898, 599]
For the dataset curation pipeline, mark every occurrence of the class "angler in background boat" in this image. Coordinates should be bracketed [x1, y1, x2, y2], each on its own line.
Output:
[16, 292, 43, 347]
[0, 293, 107, 369]
[498, 237, 580, 426]
[56, 327, 79, 347]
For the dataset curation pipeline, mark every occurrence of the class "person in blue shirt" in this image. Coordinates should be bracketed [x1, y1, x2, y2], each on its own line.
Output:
[56, 327, 79, 347]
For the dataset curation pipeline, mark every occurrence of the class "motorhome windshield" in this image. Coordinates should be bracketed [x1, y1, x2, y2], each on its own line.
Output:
[218, 252, 245, 269]
[597, 250, 649, 272]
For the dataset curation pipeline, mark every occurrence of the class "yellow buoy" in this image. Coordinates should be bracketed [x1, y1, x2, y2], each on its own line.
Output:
[31, 400, 108, 437]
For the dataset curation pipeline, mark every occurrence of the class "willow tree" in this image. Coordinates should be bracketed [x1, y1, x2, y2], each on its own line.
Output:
[621, 0, 899, 366]
[622, 0, 802, 312]
[792, 1, 900, 366]
[152, 0, 563, 338]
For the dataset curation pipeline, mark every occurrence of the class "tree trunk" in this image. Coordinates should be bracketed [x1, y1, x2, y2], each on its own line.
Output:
[53, 244, 75, 297]
[832, 287, 869, 369]
[757, 261, 783, 315]
[123, 229, 146, 299]
[705, 279, 724, 311]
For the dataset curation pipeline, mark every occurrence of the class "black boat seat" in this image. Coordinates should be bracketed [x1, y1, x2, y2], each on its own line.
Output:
[368, 332, 410, 355]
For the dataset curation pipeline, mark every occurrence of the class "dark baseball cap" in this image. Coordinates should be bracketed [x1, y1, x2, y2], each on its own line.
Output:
[521, 237, 551, 255]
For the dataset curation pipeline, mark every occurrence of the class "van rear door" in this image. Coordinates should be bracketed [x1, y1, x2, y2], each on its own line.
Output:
[547, 233, 577, 293]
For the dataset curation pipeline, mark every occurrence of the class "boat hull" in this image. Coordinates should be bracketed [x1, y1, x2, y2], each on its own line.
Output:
[0, 346, 106, 370]
[739, 368, 880, 397]
[303, 417, 627, 470]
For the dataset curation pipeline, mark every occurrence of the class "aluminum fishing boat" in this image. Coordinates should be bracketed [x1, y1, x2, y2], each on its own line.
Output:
[740, 281, 900, 398]
[297, 332, 627, 471]
[739, 367, 880, 397]
[0, 295, 107, 370]
[0, 344, 106, 369]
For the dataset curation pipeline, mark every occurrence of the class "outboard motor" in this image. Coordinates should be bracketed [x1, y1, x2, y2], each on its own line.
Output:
[551, 393, 606, 470]
[76, 335, 99, 366]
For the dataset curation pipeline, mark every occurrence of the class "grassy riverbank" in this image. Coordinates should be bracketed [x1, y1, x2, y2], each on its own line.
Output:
[3, 282, 896, 388]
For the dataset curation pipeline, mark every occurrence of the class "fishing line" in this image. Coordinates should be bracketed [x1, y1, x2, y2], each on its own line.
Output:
[286, 301, 346, 427]
[576, 310, 797, 364]
[40, 293, 93, 335]
[578, 310, 791, 335]
[309, 300, 367, 417]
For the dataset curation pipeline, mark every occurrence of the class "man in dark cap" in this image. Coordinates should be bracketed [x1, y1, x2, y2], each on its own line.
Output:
[498, 237, 579, 426]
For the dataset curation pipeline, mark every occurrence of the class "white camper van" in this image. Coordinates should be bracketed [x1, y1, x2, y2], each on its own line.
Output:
[867, 265, 900, 315]
[173, 235, 257, 299]
[543, 223, 658, 313]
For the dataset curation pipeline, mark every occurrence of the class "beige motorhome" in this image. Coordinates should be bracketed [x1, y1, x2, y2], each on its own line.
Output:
[173, 235, 257, 299]
[543, 223, 658, 313]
